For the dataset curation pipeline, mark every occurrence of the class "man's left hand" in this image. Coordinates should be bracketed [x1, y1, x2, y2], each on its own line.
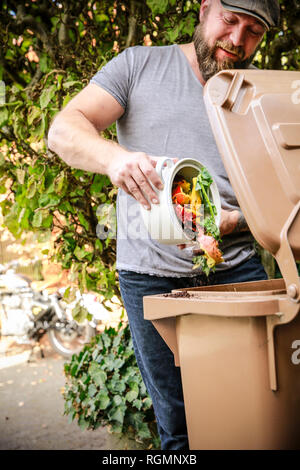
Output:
[219, 209, 249, 237]
[177, 209, 249, 251]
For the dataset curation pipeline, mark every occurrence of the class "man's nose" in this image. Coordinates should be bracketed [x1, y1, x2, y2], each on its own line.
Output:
[229, 26, 246, 47]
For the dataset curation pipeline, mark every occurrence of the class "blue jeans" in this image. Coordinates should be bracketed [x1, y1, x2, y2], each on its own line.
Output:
[118, 254, 267, 450]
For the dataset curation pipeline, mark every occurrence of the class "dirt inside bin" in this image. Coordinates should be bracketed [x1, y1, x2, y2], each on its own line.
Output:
[163, 291, 191, 298]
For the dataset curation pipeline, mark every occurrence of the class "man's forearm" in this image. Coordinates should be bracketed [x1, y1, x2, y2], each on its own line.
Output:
[47, 110, 124, 175]
[47, 108, 164, 209]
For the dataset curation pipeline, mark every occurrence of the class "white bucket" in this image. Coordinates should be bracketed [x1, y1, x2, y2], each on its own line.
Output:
[140, 157, 221, 245]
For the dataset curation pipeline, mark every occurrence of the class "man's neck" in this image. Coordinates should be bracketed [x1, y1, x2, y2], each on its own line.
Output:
[178, 42, 206, 86]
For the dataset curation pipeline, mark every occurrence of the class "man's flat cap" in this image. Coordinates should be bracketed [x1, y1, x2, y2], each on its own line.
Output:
[220, 0, 280, 29]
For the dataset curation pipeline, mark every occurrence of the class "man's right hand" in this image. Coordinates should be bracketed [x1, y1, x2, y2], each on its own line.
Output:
[107, 151, 173, 210]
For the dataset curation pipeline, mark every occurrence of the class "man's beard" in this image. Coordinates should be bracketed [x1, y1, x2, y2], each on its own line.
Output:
[193, 22, 255, 82]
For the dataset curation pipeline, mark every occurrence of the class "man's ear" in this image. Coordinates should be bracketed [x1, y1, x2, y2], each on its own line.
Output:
[199, 0, 211, 21]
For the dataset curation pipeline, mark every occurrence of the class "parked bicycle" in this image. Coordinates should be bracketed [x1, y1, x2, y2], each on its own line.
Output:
[0, 259, 103, 358]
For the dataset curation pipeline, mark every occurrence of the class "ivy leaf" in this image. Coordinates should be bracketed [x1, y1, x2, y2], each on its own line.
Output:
[32, 210, 43, 228]
[140, 382, 147, 397]
[63, 286, 77, 302]
[27, 180, 37, 199]
[74, 245, 92, 261]
[107, 375, 126, 393]
[59, 200, 74, 214]
[166, 24, 181, 42]
[63, 93, 71, 108]
[31, 113, 47, 140]
[13, 114, 26, 141]
[27, 106, 41, 125]
[16, 169, 26, 185]
[113, 358, 125, 369]
[132, 399, 142, 410]
[72, 303, 89, 323]
[67, 409, 76, 423]
[78, 414, 89, 431]
[95, 13, 109, 22]
[102, 332, 112, 349]
[39, 53, 48, 73]
[137, 422, 152, 440]
[125, 389, 139, 403]
[62, 80, 82, 89]
[42, 211, 53, 228]
[142, 397, 152, 409]
[90, 174, 109, 195]
[19, 207, 31, 229]
[108, 405, 126, 425]
[0, 107, 8, 127]
[54, 171, 67, 195]
[112, 333, 122, 348]
[70, 363, 79, 377]
[128, 411, 144, 428]
[109, 422, 123, 434]
[0, 153, 5, 167]
[181, 14, 196, 36]
[88, 383, 97, 398]
[96, 390, 110, 410]
[113, 395, 123, 406]
[74, 349, 89, 376]
[129, 381, 139, 393]
[38, 193, 61, 207]
[88, 361, 107, 386]
[56, 74, 64, 90]
[3, 204, 22, 238]
[78, 211, 90, 231]
[40, 85, 56, 109]
[146, 0, 169, 14]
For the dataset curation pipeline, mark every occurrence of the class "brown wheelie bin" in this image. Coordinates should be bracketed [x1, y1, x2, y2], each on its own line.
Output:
[143, 70, 300, 450]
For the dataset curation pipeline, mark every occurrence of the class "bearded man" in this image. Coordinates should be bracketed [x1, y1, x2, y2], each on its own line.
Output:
[48, 0, 280, 450]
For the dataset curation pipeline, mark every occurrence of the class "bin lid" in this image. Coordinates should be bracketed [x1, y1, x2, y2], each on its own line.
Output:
[203, 70, 300, 301]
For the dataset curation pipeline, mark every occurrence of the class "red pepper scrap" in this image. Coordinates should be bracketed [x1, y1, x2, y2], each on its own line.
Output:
[172, 181, 191, 206]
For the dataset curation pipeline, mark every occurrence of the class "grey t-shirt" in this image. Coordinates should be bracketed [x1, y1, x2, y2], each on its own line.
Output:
[90, 44, 256, 277]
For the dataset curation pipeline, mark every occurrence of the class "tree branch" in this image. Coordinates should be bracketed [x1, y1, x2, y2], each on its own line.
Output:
[125, 0, 138, 48]
[15, 4, 56, 62]
[1, 62, 27, 87]
[58, 12, 71, 46]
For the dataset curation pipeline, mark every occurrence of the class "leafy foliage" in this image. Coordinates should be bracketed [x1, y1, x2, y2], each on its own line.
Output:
[196, 167, 217, 220]
[202, 215, 220, 241]
[63, 322, 160, 449]
[0, 1, 122, 304]
[253, 0, 300, 70]
[192, 254, 212, 277]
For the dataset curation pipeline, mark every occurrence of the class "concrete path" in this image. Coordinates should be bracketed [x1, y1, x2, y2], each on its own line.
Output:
[0, 337, 144, 450]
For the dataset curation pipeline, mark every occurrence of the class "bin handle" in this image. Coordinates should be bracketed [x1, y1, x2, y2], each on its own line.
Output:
[277, 201, 300, 308]
[266, 201, 300, 391]
[220, 71, 245, 110]
[155, 157, 175, 183]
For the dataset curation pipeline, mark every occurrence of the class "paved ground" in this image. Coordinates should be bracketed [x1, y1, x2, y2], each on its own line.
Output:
[0, 337, 144, 450]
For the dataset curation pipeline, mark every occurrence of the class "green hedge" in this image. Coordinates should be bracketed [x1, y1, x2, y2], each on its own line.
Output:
[63, 322, 161, 449]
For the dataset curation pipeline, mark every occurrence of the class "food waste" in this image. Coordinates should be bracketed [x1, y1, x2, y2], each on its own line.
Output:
[172, 167, 224, 276]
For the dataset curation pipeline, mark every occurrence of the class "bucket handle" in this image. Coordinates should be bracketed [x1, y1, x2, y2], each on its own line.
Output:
[155, 157, 175, 183]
